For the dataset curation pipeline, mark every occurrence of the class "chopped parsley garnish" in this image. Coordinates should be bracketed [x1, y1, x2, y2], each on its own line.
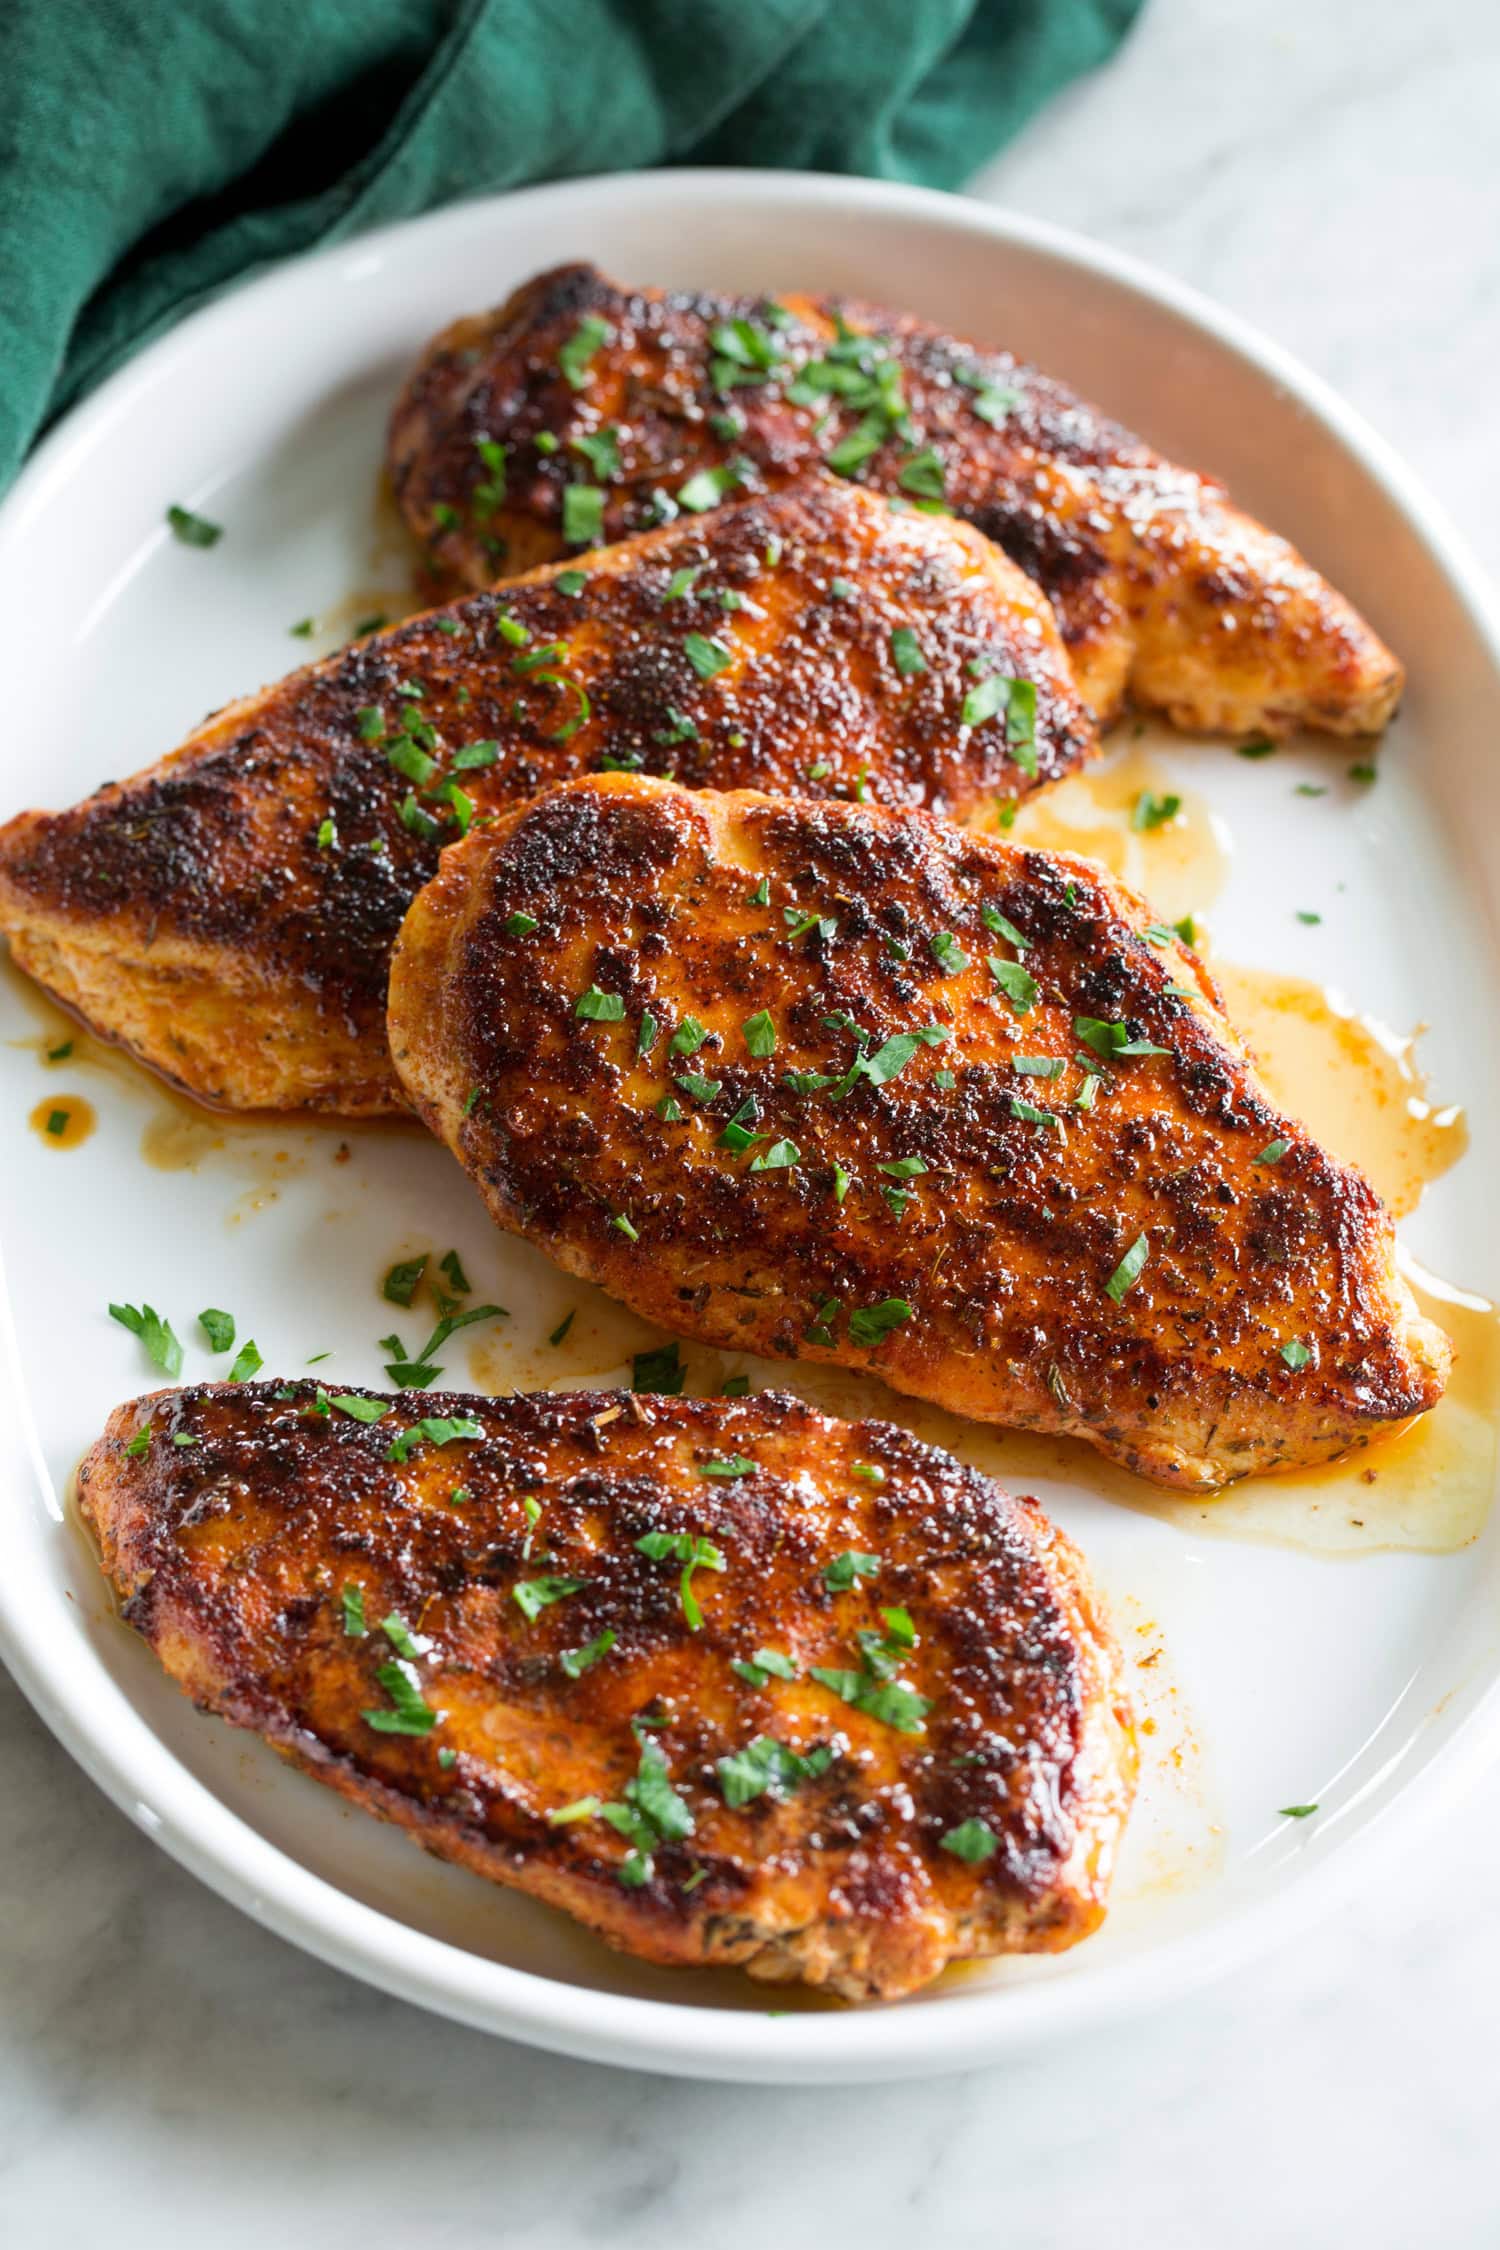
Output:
[1013, 1056, 1064, 1078]
[570, 425, 621, 479]
[548, 1310, 576, 1348]
[677, 459, 750, 512]
[561, 1628, 616, 1677]
[597, 1734, 695, 1885]
[956, 365, 1022, 425]
[384, 1414, 483, 1465]
[1296, 910, 1322, 926]
[198, 1307, 235, 1353]
[398, 791, 439, 842]
[664, 564, 701, 602]
[783, 906, 838, 945]
[1131, 790, 1181, 832]
[557, 313, 612, 389]
[981, 903, 1028, 948]
[383, 1256, 427, 1308]
[555, 569, 587, 595]
[227, 1339, 263, 1383]
[718, 1099, 762, 1155]
[809, 1666, 930, 1734]
[988, 957, 1038, 1015]
[929, 931, 967, 976]
[1348, 762, 1377, 783]
[824, 1550, 879, 1592]
[940, 1817, 999, 1863]
[731, 1647, 799, 1688]
[1075, 1016, 1170, 1061]
[341, 1584, 367, 1637]
[362, 1660, 439, 1736]
[166, 504, 222, 548]
[502, 911, 538, 937]
[612, 1213, 640, 1241]
[674, 1072, 721, 1105]
[1104, 1233, 1150, 1304]
[108, 1301, 183, 1378]
[1009, 1096, 1058, 1130]
[1280, 1339, 1313, 1370]
[124, 1427, 151, 1458]
[576, 985, 625, 1021]
[632, 1339, 685, 1394]
[635, 1530, 727, 1629]
[830, 1024, 948, 1098]
[889, 626, 927, 676]
[381, 1611, 423, 1662]
[562, 484, 605, 547]
[961, 672, 1016, 730]
[439, 1249, 471, 1295]
[670, 1015, 710, 1055]
[386, 735, 437, 786]
[1279, 1802, 1319, 1818]
[718, 1736, 833, 1809]
[748, 1138, 800, 1172]
[741, 1010, 776, 1057]
[697, 1456, 753, 1479]
[512, 1575, 586, 1622]
[825, 412, 888, 476]
[546, 1796, 602, 1826]
[289, 617, 315, 637]
[683, 632, 732, 680]
[1237, 736, 1277, 759]
[1254, 1138, 1290, 1166]
[897, 445, 946, 500]
[330, 1394, 389, 1423]
[848, 1298, 912, 1348]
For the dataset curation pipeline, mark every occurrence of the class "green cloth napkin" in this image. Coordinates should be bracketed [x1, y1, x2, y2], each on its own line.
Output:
[0, 0, 1143, 489]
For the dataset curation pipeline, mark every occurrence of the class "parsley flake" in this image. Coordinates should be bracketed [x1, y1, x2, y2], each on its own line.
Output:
[557, 314, 612, 390]
[166, 505, 222, 548]
[108, 1301, 183, 1378]
[1104, 1233, 1150, 1304]
[940, 1817, 999, 1863]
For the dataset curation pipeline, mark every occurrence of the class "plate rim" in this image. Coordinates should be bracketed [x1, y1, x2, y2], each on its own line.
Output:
[3, 164, 1500, 2084]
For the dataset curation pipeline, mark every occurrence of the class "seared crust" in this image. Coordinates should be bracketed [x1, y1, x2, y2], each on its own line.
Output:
[79, 1381, 1136, 2002]
[0, 483, 1092, 1115]
[388, 774, 1449, 1490]
[389, 262, 1404, 739]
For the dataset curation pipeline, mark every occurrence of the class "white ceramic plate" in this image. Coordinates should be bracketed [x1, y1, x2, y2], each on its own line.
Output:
[2, 171, 1498, 2085]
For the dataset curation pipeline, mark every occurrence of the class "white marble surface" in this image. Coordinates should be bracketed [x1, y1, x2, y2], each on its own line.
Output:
[6, 2, 1500, 2241]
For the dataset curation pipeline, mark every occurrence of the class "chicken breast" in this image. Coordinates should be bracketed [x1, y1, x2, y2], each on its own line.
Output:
[389, 774, 1449, 1491]
[388, 262, 1403, 739]
[0, 483, 1092, 1116]
[79, 1379, 1136, 2002]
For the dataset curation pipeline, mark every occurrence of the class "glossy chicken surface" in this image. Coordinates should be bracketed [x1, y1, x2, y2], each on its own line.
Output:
[389, 774, 1449, 1490]
[80, 1381, 1136, 2001]
[0, 483, 1092, 1115]
[389, 262, 1404, 739]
